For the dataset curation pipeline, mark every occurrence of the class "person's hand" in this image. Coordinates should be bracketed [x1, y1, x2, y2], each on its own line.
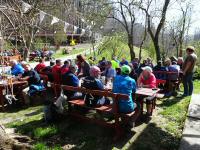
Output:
[138, 84, 143, 88]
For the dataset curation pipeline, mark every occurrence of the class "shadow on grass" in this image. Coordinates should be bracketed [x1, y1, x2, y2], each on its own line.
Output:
[157, 96, 184, 108]
[24, 108, 43, 117]
[0, 89, 54, 113]
[127, 123, 180, 150]
[12, 115, 138, 150]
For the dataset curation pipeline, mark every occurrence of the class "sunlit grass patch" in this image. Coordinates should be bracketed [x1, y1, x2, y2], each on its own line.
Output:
[160, 96, 190, 136]
[193, 80, 200, 94]
[33, 142, 62, 150]
[33, 125, 58, 139]
[53, 48, 85, 58]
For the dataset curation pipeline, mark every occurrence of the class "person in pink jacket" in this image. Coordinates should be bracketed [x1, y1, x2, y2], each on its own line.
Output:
[137, 66, 156, 116]
[137, 66, 156, 88]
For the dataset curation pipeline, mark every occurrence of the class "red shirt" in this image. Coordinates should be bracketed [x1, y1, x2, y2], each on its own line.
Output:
[61, 67, 69, 75]
[52, 65, 62, 83]
[140, 73, 156, 88]
[34, 63, 46, 73]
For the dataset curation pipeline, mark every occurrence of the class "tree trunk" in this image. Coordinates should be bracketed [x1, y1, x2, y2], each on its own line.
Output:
[139, 45, 142, 63]
[153, 38, 161, 63]
[179, 43, 183, 57]
[128, 36, 135, 61]
[91, 32, 96, 58]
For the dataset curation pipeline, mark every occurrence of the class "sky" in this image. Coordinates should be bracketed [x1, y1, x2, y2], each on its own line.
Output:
[166, 0, 200, 35]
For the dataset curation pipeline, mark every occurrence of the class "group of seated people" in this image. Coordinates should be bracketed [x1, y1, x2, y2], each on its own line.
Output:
[33, 55, 157, 116]
[7, 54, 183, 121]
[8, 59, 45, 104]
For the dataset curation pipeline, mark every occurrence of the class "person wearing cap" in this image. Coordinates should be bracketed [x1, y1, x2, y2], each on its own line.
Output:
[113, 65, 137, 114]
[82, 66, 110, 107]
[137, 66, 156, 88]
[182, 46, 197, 96]
[137, 66, 156, 116]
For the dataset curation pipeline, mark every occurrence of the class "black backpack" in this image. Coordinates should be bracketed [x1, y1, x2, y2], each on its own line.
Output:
[82, 76, 102, 107]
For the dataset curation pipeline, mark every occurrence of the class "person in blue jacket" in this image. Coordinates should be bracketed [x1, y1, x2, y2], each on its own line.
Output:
[62, 64, 80, 99]
[10, 60, 24, 76]
[112, 65, 136, 113]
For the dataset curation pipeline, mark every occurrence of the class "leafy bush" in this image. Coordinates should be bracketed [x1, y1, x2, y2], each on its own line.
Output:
[194, 67, 200, 80]
[4, 40, 14, 50]
[33, 38, 45, 50]
[33, 125, 58, 139]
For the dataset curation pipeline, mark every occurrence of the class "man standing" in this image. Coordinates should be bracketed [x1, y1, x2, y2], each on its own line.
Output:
[182, 46, 197, 96]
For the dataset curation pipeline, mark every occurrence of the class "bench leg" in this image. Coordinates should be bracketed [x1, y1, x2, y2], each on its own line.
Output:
[153, 98, 156, 109]
[113, 115, 123, 141]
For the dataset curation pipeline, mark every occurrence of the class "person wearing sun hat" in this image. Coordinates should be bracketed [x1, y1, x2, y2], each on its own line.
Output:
[137, 66, 156, 116]
[112, 65, 137, 113]
[182, 46, 197, 96]
[137, 66, 156, 88]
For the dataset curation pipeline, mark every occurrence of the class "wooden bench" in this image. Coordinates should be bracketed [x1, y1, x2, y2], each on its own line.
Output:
[62, 85, 139, 140]
[154, 71, 182, 92]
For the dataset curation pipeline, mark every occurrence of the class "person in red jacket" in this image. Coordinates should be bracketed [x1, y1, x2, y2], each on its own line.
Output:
[34, 59, 46, 73]
[137, 66, 156, 116]
[137, 66, 156, 88]
[52, 59, 62, 84]
[61, 60, 70, 75]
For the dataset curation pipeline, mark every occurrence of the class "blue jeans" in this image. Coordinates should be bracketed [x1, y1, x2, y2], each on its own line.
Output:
[183, 72, 193, 96]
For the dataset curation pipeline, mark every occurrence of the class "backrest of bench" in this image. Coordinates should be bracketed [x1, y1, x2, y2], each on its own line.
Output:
[62, 85, 116, 98]
[62, 85, 130, 114]
[62, 85, 129, 100]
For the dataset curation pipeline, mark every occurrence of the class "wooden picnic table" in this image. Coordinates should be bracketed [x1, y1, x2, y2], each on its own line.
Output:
[135, 87, 160, 115]
[0, 80, 28, 111]
[135, 87, 160, 97]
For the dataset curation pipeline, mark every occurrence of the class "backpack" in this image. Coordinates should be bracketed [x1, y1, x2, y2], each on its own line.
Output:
[82, 77, 102, 107]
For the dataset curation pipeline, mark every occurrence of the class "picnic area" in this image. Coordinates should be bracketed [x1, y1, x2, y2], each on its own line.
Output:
[0, 0, 200, 150]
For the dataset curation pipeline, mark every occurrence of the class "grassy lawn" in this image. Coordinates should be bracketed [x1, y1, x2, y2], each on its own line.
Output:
[0, 80, 199, 150]
[53, 48, 86, 58]
[89, 45, 150, 64]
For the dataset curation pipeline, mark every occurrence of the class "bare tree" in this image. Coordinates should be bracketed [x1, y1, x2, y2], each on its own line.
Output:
[82, 0, 140, 61]
[139, 0, 171, 62]
[168, 1, 192, 57]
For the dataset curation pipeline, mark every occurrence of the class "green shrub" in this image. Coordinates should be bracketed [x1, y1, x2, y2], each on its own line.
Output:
[33, 125, 58, 139]
[194, 67, 200, 80]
